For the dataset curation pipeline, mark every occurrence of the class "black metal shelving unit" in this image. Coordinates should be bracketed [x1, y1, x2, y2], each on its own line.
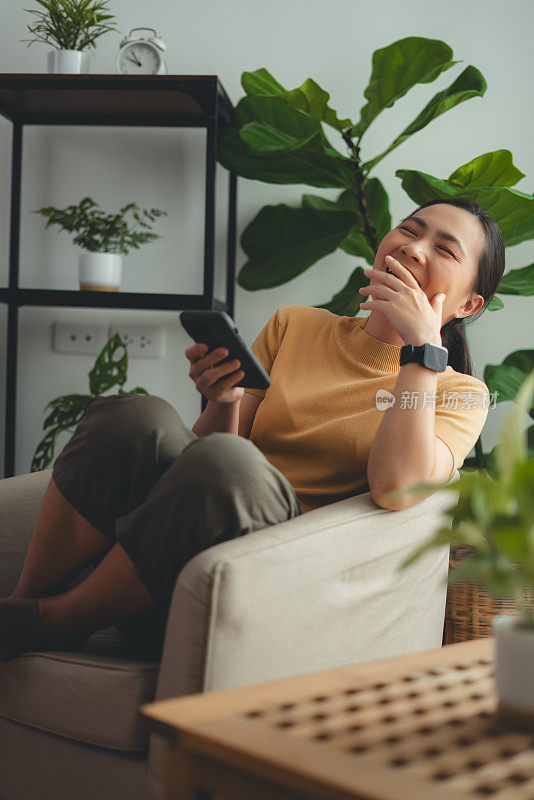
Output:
[0, 74, 237, 477]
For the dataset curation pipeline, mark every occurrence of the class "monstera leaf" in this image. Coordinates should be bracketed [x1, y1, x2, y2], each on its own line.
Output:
[32, 334, 148, 472]
[89, 333, 128, 395]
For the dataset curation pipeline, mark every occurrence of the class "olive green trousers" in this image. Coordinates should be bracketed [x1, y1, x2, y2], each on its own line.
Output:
[52, 393, 301, 656]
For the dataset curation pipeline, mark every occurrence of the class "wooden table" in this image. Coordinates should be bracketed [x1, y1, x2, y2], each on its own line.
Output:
[142, 639, 534, 800]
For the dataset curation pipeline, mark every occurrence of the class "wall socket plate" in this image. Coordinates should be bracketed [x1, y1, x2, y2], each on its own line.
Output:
[53, 322, 108, 355]
[108, 325, 164, 359]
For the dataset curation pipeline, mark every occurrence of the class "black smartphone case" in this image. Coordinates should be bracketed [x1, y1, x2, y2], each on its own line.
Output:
[180, 310, 271, 391]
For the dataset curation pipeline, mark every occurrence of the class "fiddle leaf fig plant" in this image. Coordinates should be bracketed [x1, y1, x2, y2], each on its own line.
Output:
[31, 333, 148, 472]
[33, 197, 167, 255]
[217, 36, 534, 467]
[394, 369, 534, 629]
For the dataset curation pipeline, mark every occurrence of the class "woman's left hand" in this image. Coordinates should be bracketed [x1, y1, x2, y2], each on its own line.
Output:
[359, 255, 445, 345]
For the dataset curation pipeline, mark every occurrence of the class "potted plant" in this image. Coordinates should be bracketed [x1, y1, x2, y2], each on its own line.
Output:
[34, 197, 167, 291]
[22, 0, 119, 74]
[31, 333, 148, 471]
[393, 369, 534, 729]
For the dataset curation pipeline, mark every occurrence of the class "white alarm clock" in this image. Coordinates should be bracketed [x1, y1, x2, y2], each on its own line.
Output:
[117, 28, 167, 75]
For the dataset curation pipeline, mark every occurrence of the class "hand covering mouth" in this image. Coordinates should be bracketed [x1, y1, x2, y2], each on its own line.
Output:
[385, 262, 422, 289]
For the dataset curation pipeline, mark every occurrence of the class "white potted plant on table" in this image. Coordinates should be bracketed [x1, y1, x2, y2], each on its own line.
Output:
[22, 0, 118, 74]
[34, 197, 167, 291]
[391, 369, 534, 729]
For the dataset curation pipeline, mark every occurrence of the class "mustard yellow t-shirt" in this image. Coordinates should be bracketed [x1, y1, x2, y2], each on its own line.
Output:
[245, 304, 489, 514]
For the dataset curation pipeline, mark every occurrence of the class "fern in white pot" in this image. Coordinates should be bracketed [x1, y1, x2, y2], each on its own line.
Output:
[34, 197, 167, 291]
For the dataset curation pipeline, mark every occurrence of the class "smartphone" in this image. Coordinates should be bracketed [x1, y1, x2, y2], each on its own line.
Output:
[179, 310, 271, 391]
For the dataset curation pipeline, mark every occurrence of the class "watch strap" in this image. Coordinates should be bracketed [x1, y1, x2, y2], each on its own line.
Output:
[400, 342, 448, 372]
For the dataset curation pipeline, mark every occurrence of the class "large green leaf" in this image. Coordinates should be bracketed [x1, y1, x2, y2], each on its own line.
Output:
[497, 263, 534, 296]
[484, 351, 534, 411]
[301, 191, 377, 265]
[241, 68, 287, 97]
[363, 66, 487, 172]
[284, 79, 352, 133]
[351, 37, 458, 140]
[495, 368, 534, 481]
[217, 99, 355, 189]
[488, 296, 504, 311]
[448, 149, 525, 190]
[89, 333, 128, 395]
[396, 169, 534, 248]
[315, 266, 368, 316]
[236, 95, 337, 157]
[238, 204, 357, 289]
[339, 229, 376, 264]
[242, 69, 353, 133]
[240, 120, 322, 153]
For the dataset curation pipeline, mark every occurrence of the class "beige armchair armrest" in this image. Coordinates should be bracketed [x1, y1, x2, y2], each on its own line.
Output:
[148, 478, 458, 796]
[156, 475, 459, 696]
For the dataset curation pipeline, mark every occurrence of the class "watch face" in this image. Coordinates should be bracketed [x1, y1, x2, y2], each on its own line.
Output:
[118, 42, 162, 74]
[423, 344, 448, 372]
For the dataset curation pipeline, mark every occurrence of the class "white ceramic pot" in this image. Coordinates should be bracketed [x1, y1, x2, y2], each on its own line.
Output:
[47, 50, 90, 74]
[79, 252, 122, 292]
[493, 613, 534, 729]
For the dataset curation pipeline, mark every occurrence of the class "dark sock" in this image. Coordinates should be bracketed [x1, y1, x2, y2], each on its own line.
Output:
[0, 598, 51, 661]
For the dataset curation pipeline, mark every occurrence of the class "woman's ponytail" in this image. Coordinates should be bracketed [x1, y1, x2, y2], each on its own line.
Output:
[440, 317, 472, 375]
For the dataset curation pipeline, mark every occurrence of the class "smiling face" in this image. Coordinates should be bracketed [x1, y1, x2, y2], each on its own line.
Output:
[373, 203, 486, 325]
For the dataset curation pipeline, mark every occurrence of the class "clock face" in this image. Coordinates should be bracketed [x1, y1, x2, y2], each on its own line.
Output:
[118, 42, 161, 74]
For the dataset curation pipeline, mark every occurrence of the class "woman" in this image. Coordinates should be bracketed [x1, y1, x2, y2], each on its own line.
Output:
[1, 197, 505, 660]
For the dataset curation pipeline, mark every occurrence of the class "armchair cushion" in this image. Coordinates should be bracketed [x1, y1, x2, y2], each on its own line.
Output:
[0, 627, 159, 751]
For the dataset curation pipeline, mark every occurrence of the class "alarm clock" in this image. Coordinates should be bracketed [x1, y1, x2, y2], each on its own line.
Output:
[117, 28, 167, 75]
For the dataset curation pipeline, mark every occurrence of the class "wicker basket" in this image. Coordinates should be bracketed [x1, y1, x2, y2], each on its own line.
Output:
[443, 545, 517, 644]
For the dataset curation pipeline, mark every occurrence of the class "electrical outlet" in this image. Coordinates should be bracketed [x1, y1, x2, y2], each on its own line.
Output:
[53, 322, 108, 355]
[108, 325, 164, 359]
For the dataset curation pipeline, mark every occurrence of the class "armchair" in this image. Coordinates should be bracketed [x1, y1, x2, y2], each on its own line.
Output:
[0, 468, 456, 800]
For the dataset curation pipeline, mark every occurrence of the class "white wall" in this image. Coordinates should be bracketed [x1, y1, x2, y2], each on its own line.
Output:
[0, 0, 532, 475]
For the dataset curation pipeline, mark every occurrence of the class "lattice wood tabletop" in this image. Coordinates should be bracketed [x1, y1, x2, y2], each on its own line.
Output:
[143, 640, 534, 800]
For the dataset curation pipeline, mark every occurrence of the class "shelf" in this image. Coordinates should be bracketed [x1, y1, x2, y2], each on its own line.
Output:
[0, 74, 233, 126]
[0, 288, 229, 311]
[0, 73, 237, 477]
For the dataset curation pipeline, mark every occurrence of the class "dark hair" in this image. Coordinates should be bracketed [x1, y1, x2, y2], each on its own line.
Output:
[400, 197, 505, 376]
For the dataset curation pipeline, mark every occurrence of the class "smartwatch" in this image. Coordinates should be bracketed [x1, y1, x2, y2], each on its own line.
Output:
[400, 342, 448, 372]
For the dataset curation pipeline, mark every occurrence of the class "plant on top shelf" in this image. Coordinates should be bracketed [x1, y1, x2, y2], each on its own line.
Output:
[34, 197, 167, 291]
[22, 0, 118, 52]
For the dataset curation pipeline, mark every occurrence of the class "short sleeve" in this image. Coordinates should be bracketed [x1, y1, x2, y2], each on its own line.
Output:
[243, 308, 281, 398]
[434, 374, 490, 477]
